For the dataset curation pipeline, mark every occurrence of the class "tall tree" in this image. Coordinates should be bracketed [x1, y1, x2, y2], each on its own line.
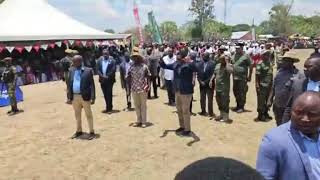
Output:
[0, 0, 4, 4]
[268, 0, 294, 36]
[160, 21, 178, 42]
[189, 0, 215, 40]
[232, 24, 251, 32]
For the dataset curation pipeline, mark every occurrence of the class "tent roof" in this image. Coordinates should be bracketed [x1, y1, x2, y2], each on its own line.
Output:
[231, 31, 250, 40]
[0, 0, 130, 42]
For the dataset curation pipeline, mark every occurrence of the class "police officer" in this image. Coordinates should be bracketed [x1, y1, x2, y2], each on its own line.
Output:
[267, 51, 304, 126]
[1, 57, 20, 115]
[61, 49, 77, 104]
[255, 50, 273, 122]
[210, 52, 233, 122]
[231, 43, 253, 113]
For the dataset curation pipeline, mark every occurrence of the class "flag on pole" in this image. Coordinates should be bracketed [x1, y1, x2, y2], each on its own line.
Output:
[133, 0, 144, 44]
[148, 11, 163, 44]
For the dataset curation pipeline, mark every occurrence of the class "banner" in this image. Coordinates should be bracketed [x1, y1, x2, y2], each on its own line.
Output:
[133, 0, 144, 44]
[148, 11, 163, 44]
[0, 83, 24, 107]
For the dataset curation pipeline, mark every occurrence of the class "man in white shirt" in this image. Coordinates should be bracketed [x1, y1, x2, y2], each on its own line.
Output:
[162, 48, 177, 106]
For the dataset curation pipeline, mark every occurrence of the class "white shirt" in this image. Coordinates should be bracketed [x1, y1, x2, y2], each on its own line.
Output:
[125, 60, 132, 77]
[163, 55, 176, 81]
[307, 80, 320, 92]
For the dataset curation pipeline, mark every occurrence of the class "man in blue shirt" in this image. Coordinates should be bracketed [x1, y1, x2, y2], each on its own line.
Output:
[67, 55, 96, 140]
[257, 91, 320, 180]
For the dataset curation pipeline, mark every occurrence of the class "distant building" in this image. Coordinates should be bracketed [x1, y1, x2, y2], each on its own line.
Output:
[231, 31, 253, 41]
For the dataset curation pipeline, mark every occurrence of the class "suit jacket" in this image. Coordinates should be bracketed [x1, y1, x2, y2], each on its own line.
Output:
[96, 57, 116, 84]
[67, 67, 95, 101]
[282, 77, 308, 123]
[256, 122, 317, 180]
[197, 61, 215, 88]
[119, 60, 132, 89]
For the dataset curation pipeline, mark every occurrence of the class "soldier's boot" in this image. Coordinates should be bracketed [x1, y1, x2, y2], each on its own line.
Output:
[221, 112, 230, 122]
[214, 111, 223, 121]
[255, 113, 266, 122]
[231, 106, 239, 112]
[265, 112, 273, 120]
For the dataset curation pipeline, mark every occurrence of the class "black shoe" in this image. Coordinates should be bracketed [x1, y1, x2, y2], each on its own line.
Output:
[154, 96, 159, 99]
[71, 132, 83, 139]
[87, 132, 96, 140]
[181, 131, 192, 137]
[231, 107, 239, 112]
[254, 115, 267, 122]
[265, 113, 273, 120]
[215, 116, 223, 121]
[175, 128, 185, 133]
[236, 109, 245, 113]
[208, 113, 216, 118]
[198, 112, 208, 116]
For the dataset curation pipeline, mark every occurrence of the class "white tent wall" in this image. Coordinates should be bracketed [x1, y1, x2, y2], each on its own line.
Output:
[0, 0, 130, 42]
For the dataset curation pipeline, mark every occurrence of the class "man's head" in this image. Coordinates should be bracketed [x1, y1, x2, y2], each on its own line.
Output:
[131, 47, 144, 63]
[203, 52, 210, 62]
[304, 56, 320, 81]
[168, 48, 174, 58]
[2, 57, 13, 66]
[279, 51, 300, 69]
[235, 43, 244, 54]
[291, 92, 320, 136]
[72, 55, 83, 68]
[102, 48, 110, 59]
[124, 51, 130, 62]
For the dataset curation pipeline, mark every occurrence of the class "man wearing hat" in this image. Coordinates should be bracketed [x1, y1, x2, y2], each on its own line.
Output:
[127, 47, 151, 128]
[231, 42, 253, 113]
[1, 57, 20, 115]
[267, 51, 304, 126]
[61, 49, 76, 104]
[255, 50, 274, 122]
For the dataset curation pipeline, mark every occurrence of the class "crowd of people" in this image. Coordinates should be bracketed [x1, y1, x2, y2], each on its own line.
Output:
[1, 39, 320, 179]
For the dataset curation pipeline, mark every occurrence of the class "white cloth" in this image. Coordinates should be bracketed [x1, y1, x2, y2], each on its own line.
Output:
[307, 80, 320, 92]
[163, 55, 176, 81]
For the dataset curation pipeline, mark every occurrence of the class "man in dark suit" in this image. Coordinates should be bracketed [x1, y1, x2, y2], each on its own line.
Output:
[67, 55, 96, 140]
[257, 92, 320, 180]
[282, 56, 320, 123]
[119, 52, 132, 110]
[96, 48, 116, 113]
[197, 52, 215, 117]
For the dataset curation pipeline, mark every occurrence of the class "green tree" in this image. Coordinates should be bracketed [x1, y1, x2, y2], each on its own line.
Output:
[203, 19, 232, 40]
[189, 0, 215, 40]
[268, 0, 294, 36]
[104, 29, 115, 34]
[256, 21, 273, 35]
[0, 0, 4, 4]
[160, 21, 178, 42]
[232, 24, 251, 32]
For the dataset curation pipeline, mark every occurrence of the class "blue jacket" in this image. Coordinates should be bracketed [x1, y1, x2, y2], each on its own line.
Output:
[256, 122, 318, 180]
[160, 60, 198, 95]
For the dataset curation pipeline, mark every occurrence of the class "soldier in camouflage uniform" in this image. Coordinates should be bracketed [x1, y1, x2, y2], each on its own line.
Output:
[1, 57, 20, 115]
[231, 43, 253, 113]
[210, 53, 233, 122]
[255, 50, 274, 122]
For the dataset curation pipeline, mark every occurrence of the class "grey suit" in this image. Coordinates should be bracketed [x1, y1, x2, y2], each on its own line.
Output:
[119, 61, 132, 108]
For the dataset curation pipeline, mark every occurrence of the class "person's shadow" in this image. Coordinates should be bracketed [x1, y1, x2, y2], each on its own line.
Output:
[160, 130, 200, 146]
[74, 133, 101, 140]
[174, 157, 263, 180]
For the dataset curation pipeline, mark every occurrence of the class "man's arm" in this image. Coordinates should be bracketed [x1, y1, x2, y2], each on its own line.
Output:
[67, 69, 72, 101]
[159, 59, 175, 70]
[96, 59, 103, 77]
[105, 60, 116, 77]
[256, 135, 279, 180]
[89, 69, 96, 103]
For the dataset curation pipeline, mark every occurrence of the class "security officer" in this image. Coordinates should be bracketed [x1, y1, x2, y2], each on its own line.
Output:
[1, 57, 20, 115]
[61, 49, 78, 104]
[231, 43, 253, 113]
[255, 50, 273, 122]
[267, 51, 304, 126]
[210, 53, 233, 122]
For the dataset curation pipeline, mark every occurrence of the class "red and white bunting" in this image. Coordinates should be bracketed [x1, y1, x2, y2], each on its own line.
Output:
[6, 46, 15, 53]
[87, 41, 93, 47]
[55, 41, 62, 47]
[15, 47, 24, 53]
[49, 43, 56, 49]
[93, 40, 100, 47]
[68, 40, 74, 46]
[0, 46, 4, 53]
[75, 40, 81, 46]
[41, 44, 48, 50]
[33, 45, 40, 52]
[25, 46, 33, 52]
[81, 41, 87, 47]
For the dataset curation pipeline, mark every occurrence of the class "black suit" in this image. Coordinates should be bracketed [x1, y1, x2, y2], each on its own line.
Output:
[67, 67, 95, 101]
[197, 60, 215, 115]
[119, 60, 132, 108]
[96, 57, 116, 111]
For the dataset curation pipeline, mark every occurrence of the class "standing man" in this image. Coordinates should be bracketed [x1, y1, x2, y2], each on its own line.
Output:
[267, 51, 304, 126]
[61, 49, 75, 104]
[197, 52, 215, 117]
[162, 48, 177, 106]
[67, 55, 96, 140]
[1, 57, 20, 115]
[282, 56, 320, 123]
[310, 44, 320, 58]
[257, 92, 320, 180]
[210, 55, 233, 122]
[146, 47, 160, 99]
[119, 51, 133, 110]
[127, 47, 151, 128]
[231, 43, 253, 113]
[160, 48, 198, 136]
[255, 50, 274, 122]
[97, 48, 116, 113]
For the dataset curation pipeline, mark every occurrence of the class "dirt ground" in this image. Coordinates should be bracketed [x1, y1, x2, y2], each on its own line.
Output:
[0, 49, 313, 180]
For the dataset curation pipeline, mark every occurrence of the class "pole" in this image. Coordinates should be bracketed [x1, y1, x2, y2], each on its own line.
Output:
[224, 0, 227, 24]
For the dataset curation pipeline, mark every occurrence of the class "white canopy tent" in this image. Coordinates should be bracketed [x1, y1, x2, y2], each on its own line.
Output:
[0, 0, 130, 42]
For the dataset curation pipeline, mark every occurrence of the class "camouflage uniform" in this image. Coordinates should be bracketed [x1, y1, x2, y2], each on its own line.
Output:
[2, 65, 18, 113]
[255, 59, 273, 121]
[232, 53, 252, 110]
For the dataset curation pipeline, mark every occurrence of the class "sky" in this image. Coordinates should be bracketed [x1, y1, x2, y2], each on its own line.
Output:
[48, 0, 320, 33]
